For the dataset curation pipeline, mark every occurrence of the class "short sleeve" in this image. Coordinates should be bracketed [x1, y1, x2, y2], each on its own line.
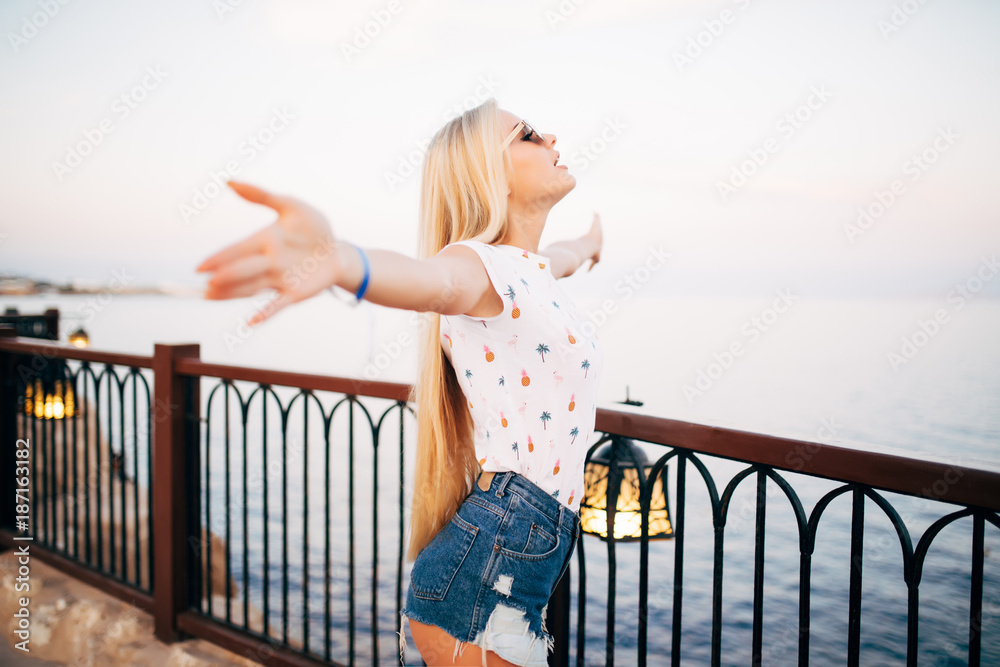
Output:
[443, 241, 511, 322]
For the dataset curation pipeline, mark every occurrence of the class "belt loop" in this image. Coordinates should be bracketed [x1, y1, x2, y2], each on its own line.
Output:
[495, 471, 513, 498]
[477, 470, 495, 493]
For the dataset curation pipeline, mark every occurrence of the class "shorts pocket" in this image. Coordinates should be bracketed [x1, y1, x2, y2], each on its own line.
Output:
[411, 512, 479, 601]
[496, 494, 560, 561]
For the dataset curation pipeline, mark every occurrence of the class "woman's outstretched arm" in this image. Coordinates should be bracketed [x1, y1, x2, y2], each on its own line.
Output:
[541, 212, 602, 279]
[196, 181, 491, 326]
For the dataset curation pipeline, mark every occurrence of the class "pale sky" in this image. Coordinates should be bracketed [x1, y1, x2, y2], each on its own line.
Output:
[1, 0, 998, 296]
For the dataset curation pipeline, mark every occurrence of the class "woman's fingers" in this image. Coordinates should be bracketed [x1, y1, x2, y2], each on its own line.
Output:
[227, 180, 290, 212]
[204, 273, 272, 300]
[205, 254, 273, 293]
[196, 181, 337, 323]
[196, 227, 271, 274]
[195, 183, 294, 274]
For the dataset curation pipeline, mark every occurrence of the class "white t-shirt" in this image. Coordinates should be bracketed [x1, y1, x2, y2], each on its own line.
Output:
[440, 240, 604, 514]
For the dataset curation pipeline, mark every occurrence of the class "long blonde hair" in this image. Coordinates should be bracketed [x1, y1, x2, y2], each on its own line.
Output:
[404, 98, 513, 562]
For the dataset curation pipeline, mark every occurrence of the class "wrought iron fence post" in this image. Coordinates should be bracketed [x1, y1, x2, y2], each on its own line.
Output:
[548, 545, 572, 667]
[0, 327, 17, 544]
[152, 343, 201, 642]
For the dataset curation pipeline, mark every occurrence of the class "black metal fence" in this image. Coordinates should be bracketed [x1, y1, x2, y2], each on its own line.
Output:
[0, 337, 154, 606]
[0, 332, 997, 666]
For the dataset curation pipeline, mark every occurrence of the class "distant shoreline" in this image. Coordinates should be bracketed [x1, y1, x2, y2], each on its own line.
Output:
[0, 277, 202, 298]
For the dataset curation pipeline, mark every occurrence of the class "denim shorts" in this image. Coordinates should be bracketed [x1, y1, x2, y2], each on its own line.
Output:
[399, 470, 581, 667]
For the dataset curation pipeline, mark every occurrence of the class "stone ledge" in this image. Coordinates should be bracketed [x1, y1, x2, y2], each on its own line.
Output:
[0, 551, 263, 667]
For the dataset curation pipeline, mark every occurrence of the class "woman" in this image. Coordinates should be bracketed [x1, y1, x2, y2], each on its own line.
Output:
[197, 98, 603, 666]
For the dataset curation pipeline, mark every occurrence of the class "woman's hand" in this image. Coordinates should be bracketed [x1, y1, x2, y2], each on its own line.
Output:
[195, 181, 341, 326]
[584, 212, 602, 270]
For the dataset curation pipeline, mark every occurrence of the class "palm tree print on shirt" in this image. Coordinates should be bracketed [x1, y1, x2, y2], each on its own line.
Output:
[504, 284, 520, 318]
[536, 343, 550, 362]
[540, 411, 552, 430]
[512, 441, 519, 460]
[570, 427, 579, 444]
[465, 369, 473, 384]
[582, 359, 590, 378]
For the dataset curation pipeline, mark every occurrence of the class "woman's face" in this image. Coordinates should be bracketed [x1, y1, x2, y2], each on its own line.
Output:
[499, 109, 575, 208]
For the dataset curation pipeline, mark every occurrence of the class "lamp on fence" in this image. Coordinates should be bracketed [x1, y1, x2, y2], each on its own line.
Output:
[24, 377, 75, 420]
[579, 436, 672, 541]
[68, 326, 90, 348]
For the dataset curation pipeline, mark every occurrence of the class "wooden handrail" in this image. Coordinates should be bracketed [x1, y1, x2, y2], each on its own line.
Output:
[0, 335, 152, 368]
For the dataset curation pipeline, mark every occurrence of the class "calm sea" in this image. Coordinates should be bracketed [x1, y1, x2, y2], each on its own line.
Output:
[4, 291, 998, 666]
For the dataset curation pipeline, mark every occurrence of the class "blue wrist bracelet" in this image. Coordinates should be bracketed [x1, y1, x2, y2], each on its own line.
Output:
[352, 243, 370, 302]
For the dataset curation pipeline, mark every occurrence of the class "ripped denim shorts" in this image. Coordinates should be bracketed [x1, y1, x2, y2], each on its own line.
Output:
[399, 470, 581, 667]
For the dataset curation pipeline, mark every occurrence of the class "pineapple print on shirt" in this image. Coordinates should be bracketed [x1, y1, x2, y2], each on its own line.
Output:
[438, 241, 604, 514]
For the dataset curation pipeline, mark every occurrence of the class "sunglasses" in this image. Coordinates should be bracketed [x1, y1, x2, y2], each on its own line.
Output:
[502, 119, 547, 149]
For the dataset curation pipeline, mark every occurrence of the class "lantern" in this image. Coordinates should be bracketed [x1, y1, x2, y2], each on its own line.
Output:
[68, 326, 90, 348]
[579, 437, 672, 541]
